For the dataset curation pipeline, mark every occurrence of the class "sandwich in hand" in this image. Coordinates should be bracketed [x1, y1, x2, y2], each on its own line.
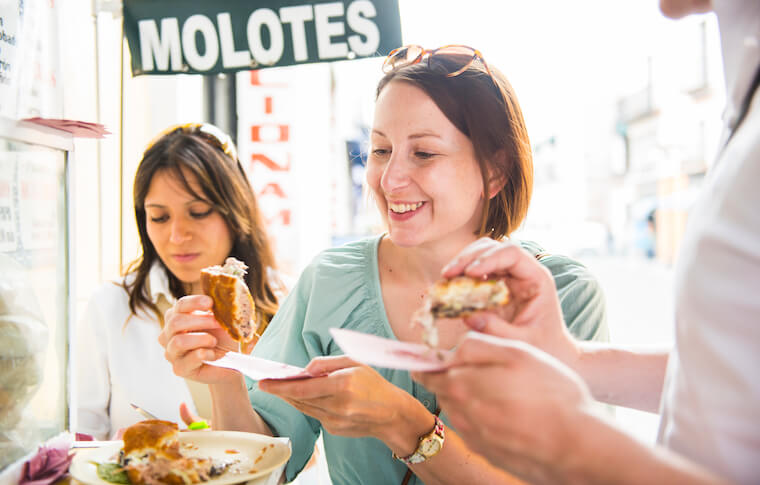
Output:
[416, 276, 510, 347]
[119, 419, 218, 485]
[429, 276, 510, 318]
[200, 257, 266, 353]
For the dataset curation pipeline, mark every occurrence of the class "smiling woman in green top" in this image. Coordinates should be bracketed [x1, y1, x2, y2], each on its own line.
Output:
[159, 45, 607, 485]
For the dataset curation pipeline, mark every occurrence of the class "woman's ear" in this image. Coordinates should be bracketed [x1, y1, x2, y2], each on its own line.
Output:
[486, 151, 507, 199]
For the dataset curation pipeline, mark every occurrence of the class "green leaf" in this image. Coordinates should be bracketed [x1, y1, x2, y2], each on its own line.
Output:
[95, 462, 131, 484]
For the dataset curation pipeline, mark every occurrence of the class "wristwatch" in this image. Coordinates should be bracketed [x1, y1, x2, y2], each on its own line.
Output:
[392, 415, 445, 465]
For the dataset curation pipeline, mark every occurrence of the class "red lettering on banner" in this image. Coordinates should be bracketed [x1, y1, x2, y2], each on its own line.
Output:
[259, 183, 287, 198]
[251, 125, 290, 142]
[265, 209, 291, 226]
[251, 153, 291, 171]
[249, 70, 287, 87]
[244, 71, 296, 254]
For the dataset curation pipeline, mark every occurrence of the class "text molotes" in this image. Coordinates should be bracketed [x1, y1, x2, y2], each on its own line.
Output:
[126, 0, 401, 75]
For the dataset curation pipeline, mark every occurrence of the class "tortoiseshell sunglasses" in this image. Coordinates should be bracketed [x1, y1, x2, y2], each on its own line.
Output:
[382, 45, 505, 105]
[382, 44, 493, 78]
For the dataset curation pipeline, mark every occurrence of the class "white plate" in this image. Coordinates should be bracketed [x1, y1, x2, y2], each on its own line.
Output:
[69, 431, 291, 485]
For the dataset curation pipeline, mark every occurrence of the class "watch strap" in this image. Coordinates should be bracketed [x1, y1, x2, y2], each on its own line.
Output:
[392, 415, 445, 465]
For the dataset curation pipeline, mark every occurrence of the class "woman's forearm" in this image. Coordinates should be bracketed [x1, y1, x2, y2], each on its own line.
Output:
[573, 343, 669, 413]
[209, 376, 273, 436]
[380, 397, 525, 484]
[411, 429, 528, 484]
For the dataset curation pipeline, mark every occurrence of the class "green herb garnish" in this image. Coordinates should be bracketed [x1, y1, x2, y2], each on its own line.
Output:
[96, 462, 131, 484]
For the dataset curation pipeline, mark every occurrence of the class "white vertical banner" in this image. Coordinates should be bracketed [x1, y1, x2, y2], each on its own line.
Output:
[237, 68, 299, 275]
[236, 65, 332, 276]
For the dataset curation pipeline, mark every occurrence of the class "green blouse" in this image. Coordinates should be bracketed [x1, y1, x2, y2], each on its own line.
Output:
[248, 235, 607, 485]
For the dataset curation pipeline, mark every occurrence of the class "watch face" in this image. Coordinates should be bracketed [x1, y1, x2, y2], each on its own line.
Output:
[420, 436, 442, 456]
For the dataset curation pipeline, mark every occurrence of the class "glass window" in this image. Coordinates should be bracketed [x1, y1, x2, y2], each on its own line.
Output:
[0, 139, 68, 470]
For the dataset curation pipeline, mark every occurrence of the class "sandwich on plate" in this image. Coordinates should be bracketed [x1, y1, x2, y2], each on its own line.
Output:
[119, 420, 223, 485]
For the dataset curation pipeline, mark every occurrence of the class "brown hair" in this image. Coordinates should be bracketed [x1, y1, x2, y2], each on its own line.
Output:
[124, 128, 279, 326]
[376, 55, 533, 238]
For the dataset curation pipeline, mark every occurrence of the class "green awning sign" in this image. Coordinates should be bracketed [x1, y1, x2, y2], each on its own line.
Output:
[123, 0, 402, 76]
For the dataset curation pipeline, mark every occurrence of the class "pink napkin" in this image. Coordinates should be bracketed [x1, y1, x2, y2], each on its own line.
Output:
[329, 328, 452, 372]
[19, 444, 74, 485]
[204, 330, 453, 379]
[23, 118, 111, 139]
[204, 352, 313, 380]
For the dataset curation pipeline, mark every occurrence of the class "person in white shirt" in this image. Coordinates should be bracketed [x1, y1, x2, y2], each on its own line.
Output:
[415, 0, 760, 483]
[75, 123, 283, 439]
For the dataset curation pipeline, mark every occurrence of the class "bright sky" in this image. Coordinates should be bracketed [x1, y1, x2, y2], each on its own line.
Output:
[395, 0, 716, 143]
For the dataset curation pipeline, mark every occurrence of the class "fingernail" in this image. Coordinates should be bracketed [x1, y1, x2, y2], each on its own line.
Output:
[441, 260, 456, 273]
[470, 258, 483, 267]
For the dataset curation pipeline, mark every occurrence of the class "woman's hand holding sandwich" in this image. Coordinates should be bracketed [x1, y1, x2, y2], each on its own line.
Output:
[441, 237, 580, 368]
[159, 295, 276, 437]
[159, 295, 240, 385]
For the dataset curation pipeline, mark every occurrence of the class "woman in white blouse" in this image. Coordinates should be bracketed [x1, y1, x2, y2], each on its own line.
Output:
[74, 123, 283, 439]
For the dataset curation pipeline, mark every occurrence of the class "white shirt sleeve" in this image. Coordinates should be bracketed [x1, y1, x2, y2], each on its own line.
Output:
[74, 287, 113, 440]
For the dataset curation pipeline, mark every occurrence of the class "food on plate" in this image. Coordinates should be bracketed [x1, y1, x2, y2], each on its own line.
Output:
[96, 462, 130, 484]
[415, 276, 510, 347]
[116, 419, 226, 485]
[200, 258, 265, 352]
[82, 423, 288, 485]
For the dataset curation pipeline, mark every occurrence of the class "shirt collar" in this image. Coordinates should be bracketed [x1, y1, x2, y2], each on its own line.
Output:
[147, 262, 176, 306]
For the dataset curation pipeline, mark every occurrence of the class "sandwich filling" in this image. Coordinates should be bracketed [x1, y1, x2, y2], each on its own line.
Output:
[430, 277, 510, 318]
[416, 277, 510, 348]
[203, 257, 248, 280]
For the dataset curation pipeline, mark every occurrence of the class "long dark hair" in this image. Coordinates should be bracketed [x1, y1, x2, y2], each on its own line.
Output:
[377, 55, 533, 239]
[124, 127, 278, 326]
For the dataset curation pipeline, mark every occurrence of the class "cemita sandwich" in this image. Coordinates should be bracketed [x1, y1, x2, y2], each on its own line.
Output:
[118, 420, 221, 485]
[417, 276, 510, 347]
[200, 258, 266, 353]
[430, 276, 510, 318]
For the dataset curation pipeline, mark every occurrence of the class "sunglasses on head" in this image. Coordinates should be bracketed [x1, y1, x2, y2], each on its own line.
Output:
[382, 44, 491, 77]
[382, 44, 505, 105]
[148, 122, 239, 162]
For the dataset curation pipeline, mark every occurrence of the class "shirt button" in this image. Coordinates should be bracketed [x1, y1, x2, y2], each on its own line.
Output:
[423, 400, 431, 408]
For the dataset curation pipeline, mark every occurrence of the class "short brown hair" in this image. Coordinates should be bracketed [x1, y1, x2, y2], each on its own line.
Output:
[126, 128, 278, 326]
[376, 56, 533, 239]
